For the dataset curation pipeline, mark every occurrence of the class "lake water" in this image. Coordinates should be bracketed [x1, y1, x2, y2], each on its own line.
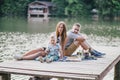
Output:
[0, 17, 120, 80]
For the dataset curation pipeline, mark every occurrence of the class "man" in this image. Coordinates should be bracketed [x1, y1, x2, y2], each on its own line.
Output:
[64, 23, 105, 58]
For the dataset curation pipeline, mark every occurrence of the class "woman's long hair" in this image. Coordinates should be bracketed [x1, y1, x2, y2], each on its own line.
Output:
[56, 21, 67, 49]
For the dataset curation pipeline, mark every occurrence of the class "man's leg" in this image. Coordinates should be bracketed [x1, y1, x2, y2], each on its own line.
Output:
[79, 40, 105, 57]
[80, 41, 91, 50]
[64, 42, 79, 56]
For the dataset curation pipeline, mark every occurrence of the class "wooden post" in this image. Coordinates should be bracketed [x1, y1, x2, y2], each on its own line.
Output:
[0, 73, 11, 80]
[114, 61, 120, 80]
[57, 78, 93, 80]
[34, 76, 51, 80]
[58, 78, 64, 80]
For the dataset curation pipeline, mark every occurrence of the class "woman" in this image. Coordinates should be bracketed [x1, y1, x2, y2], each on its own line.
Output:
[55, 21, 67, 58]
[14, 21, 67, 60]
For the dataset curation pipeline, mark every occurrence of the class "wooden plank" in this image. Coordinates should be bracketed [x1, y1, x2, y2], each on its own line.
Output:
[0, 46, 119, 80]
[0, 67, 96, 80]
[0, 61, 107, 74]
[99, 55, 120, 80]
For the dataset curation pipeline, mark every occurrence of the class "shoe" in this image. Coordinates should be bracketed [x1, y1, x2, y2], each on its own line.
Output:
[94, 50, 106, 55]
[39, 56, 44, 63]
[14, 54, 23, 60]
[82, 52, 97, 60]
[89, 50, 104, 58]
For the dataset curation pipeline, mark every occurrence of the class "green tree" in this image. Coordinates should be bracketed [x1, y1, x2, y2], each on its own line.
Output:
[1, 0, 120, 18]
[1, 0, 30, 16]
[52, 0, 67, 17]
[52, 0, 91, 17]
[65, 0, 84, 17]
[95, 0, 120, 19]
[0, 0, 4, 16]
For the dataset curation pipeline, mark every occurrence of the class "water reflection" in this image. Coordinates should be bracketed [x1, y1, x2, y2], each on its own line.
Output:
[0, 17, 120, 37]
[0, 17, 28, 32]
[28, 17, 49, 23]
[27, 18, 55, 33]
[28, 21, 49, 33]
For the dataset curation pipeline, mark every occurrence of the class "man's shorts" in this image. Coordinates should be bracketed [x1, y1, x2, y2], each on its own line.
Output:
[64, 42, 79, 56]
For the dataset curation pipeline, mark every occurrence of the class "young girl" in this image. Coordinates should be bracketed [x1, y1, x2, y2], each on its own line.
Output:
[38, 34, 62, 63]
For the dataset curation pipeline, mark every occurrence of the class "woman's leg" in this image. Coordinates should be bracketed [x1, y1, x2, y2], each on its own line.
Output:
[22, 50, 46, 60]
[22, 52, 41, 60]
[23, 48, 44, 56]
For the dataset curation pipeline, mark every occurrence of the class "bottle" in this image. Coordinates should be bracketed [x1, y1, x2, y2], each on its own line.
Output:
[77, 50, 83, 61]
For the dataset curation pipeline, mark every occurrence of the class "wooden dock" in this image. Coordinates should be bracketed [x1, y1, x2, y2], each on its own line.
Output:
[0, 46, 120, 80]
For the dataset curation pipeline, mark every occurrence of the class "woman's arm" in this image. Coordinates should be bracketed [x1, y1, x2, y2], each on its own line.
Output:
[45, 49, 49, 55]
[59, 48, 63, 59]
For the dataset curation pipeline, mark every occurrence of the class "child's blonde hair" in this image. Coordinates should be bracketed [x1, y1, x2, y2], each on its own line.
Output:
[49, 33, 56, 43]
[50, 33, 55, 38]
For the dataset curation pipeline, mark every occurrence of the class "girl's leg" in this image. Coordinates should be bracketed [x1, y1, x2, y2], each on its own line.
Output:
[46, 55, 54, 63]
[52, 56, 59, 61]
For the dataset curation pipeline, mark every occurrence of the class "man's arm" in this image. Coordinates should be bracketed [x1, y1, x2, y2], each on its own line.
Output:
[76, 36, 85, 42]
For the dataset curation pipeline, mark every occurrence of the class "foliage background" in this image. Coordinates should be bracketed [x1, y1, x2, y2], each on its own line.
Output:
[0, 0, 120, 19]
